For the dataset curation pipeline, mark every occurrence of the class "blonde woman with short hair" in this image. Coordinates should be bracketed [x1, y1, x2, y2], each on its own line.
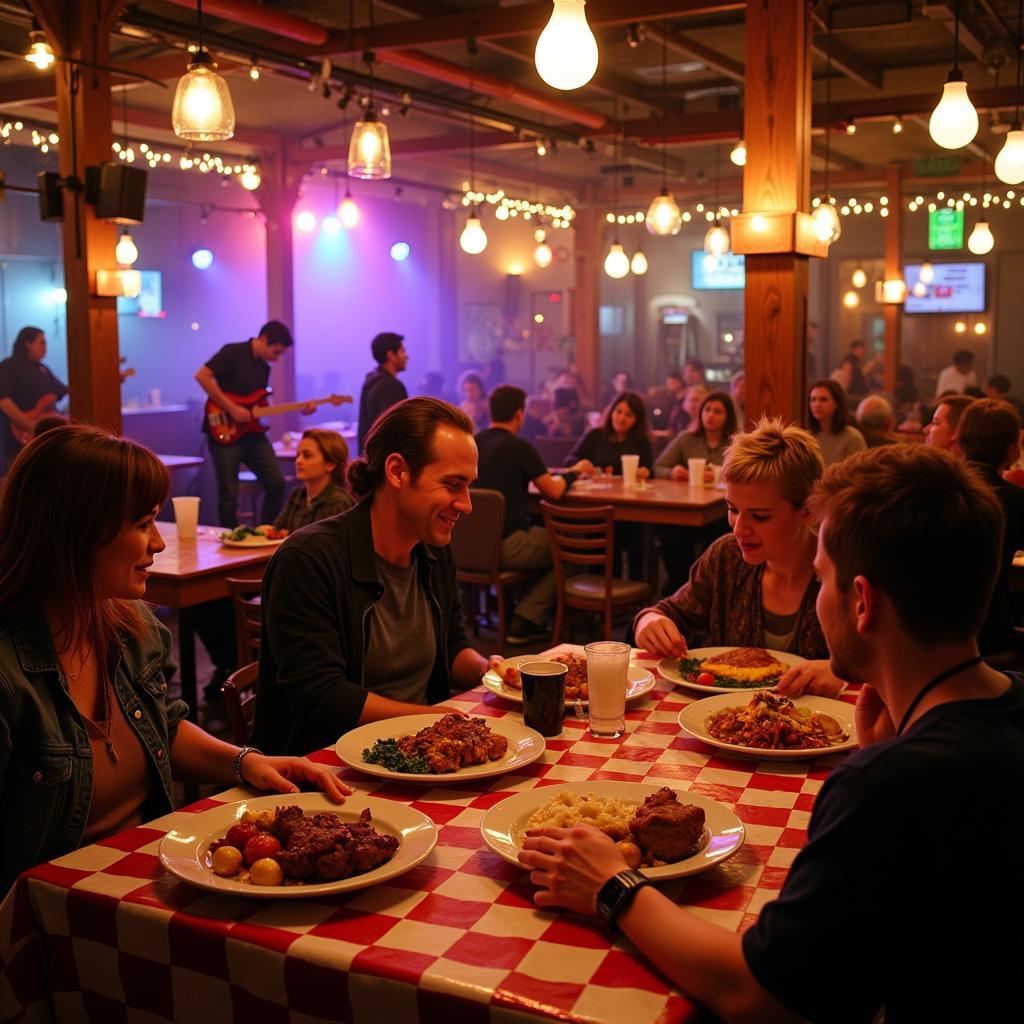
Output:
[635, 416, 845, 696]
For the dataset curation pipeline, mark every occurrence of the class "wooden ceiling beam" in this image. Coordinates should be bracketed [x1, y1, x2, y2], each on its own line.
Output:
[643, 23, 744, 82]
[811, 33, 882, 89]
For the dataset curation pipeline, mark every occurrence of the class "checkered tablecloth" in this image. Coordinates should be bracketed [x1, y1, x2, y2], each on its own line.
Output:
[0, 650, 855, 1024]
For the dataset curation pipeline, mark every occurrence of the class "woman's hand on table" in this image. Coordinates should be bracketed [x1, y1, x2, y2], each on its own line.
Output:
[635, 612, 688, 658]
[240, 754, 352, 803]
[775, 659, 846, 698]
[854, 683, 897, 748]
[519, 825, 629, 915]
[568, 458, 594, 476]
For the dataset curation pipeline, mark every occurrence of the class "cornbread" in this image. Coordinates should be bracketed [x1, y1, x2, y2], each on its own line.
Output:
[524, 790, 638, 841]
[700, 647, 786, 684]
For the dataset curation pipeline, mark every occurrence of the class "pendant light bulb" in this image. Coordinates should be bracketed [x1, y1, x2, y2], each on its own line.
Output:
[604, 241, 630, 279]
[967, 217, 994, 255]
[239, 167, 261, 191]
[535, 0, 599, 91]
[348, 109, 392, 179]
[172, 51, 235, 141]
[994, 127, 1024, 185]
[534, 238, 554, 268]
[842, 290, 860, 309]
[645, 188, 682, 236]
[912, 281, 928, 298]
[811, 201, 842, 244]
[919, 261, 934, 284]
[339, 192, 360, 229]
[929, 72, 979, 150]
[630, 249, 649, 275]
[460, 210, 488, 255]
[115, 230, 139, 267]
[26, 30, 54, 71]
[851, 267, 867, 289]
[703, 221, 730, 257]
[729, 140, 747, 166]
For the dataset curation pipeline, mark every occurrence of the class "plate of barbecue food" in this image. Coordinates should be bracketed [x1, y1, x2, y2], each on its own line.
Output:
[657, 646, 806, 694]
[482, 649, 656, 706]
[158, 791, 437, 897]
[678, 690, 858, 760]
[480, 781, 744, 880]
[335, 711, 546, 782]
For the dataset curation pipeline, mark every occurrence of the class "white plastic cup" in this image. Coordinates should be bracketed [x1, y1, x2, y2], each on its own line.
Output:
[709, 463, 722, 487]
[584, 640, 630, 737]
[172, 496, 200, 539]
[621, 453, 640, 488]
[687, 458, 707, 487]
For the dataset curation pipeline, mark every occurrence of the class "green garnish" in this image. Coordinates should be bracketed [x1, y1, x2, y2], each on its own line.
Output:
[362, 738, 430, 774]
[222, 526, 260, 542]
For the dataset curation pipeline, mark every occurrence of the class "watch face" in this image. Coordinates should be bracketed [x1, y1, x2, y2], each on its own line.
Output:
[597, 870, 647, 923]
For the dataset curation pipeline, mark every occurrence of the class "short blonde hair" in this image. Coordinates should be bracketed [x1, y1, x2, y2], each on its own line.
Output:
[722, 416, 825, 508]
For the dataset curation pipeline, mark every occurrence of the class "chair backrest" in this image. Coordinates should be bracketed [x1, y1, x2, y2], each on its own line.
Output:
[451, 488, 505, 574]
[225, 577, 263, 666]
[540, 501, 615, 587]
[222, 661, 259, 745]
[533, 435, 577, 468]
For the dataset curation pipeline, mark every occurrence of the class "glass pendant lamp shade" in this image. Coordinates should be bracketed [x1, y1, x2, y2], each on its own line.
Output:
[630, 250, 649, 275]
[703, 222, 730, 256]
[730, 140, 747, 166]
[646, 188, 682, 235]
[533, 230, 553, 268]
[604, 241, 630, 278]
[851, 267, 867, 289]
[929, 74, 978, 150]
[348, 111, 391, 179]
[811, 202, 842, 244]
[967, 218, 994, 254]
[172, 53, 235, 141]
[339, 193, 360, 228]
[842, 290, 860, 309]
[26, 30, 54, 71]
[115, 230, 139, 267]
[460, 211, 488, 254]
[919, 261, 934, 284]
[535, 0, 599, 91]
[994, 127, 1024, 185]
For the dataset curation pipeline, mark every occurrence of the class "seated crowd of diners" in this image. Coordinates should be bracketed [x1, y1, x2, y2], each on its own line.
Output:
[0, 366, 1021, 1020]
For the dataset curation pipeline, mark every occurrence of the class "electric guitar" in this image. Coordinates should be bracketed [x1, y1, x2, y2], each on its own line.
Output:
[205, 388, 352, 445]
[10, 393, 60, 446]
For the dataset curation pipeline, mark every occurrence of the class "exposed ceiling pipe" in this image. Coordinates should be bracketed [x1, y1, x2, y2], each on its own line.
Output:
[160, 0, 606, 129]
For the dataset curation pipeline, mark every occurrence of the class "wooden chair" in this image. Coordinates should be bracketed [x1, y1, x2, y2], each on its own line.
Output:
[540, 500, 652, 643]
[451, 489, 529, 654]
[225, 576, 263, 667]
[222, 661, 259, 745]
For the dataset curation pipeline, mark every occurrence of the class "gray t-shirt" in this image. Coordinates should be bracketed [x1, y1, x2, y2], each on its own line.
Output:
[363, 553, 437, 703]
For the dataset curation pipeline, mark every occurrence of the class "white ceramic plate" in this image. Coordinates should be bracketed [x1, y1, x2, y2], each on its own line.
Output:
[335, 713, 546, 783]
[482, 654, 656, 706]
[678, 692, 858, 760]
[159, 791, 437, 898]
[480, 781, 744, 879]
[658, 647, 806, 695]
[218, 533, 285, 548]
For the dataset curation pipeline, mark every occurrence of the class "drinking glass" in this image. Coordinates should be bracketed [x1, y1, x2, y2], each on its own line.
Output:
[521, 661, 567, 737]
[584, 641, 630, 737]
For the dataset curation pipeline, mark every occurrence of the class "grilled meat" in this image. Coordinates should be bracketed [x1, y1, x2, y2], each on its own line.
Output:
[629, 788, 706, 863]
[395, 713, 509, 773]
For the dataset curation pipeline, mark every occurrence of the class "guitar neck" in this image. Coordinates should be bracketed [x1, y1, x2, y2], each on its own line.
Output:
[251, 397, 343, 418]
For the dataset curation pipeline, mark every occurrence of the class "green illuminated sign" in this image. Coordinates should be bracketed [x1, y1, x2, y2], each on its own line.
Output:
[929, 208, 964, 250]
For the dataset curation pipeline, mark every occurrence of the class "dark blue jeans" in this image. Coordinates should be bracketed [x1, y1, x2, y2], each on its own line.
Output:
[207, 431, 285, 527]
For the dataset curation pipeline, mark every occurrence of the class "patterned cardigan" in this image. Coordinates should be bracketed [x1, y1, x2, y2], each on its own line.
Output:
[636, 534, 828, 659]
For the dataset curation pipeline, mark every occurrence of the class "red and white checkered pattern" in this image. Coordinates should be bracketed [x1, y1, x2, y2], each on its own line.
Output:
[0, 649, 854, 1024]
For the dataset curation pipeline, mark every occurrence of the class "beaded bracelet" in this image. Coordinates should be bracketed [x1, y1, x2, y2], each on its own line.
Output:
[233, 745, 262, 785]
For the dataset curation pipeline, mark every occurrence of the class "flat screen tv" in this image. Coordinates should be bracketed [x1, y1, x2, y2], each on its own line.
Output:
[691, 250, 745, 289]
[117, 270, 165, 318]
[904, 262, 985, 314]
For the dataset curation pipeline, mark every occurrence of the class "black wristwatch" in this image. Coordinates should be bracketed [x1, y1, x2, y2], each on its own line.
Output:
[596, 869, 650, 926]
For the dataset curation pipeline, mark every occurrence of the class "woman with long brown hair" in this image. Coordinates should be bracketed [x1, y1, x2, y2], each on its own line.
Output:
[0, 425, 348, 892]
[273, 428, 353, 533]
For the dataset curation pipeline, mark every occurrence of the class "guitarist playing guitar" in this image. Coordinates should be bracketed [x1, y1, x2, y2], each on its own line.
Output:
[196, 320, 320, 528]
[0, 326, 67, 468]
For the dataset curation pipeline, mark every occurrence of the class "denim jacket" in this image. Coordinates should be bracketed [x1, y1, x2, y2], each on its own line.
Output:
[0, 605, 188, 893]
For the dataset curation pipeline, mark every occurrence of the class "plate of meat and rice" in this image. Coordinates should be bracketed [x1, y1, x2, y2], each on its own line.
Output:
[480, 781, 745, 880]
[335, 712, 546, 782]
[158, 791, 437, 897]
[657, 646, 806, 695]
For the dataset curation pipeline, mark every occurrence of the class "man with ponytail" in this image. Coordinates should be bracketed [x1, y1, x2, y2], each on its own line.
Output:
[252, 398, 501, 755]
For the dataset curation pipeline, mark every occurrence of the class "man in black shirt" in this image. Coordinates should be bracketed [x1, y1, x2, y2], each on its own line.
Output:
[475, 385, 592, 643]
[357, 332, 408, 452]
[0, 326, 67, 468]
[195, 320, 306, 527]
[518, 445, 1023, 1023]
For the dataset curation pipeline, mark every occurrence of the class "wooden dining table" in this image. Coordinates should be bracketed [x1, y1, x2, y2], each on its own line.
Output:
[0, 647, 856, 1024]
[146, 523, 278, 720]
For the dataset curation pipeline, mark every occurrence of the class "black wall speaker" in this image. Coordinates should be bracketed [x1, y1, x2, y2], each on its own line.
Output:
[37, 171, 62, 221]
[95, 162, 148, 224]
[503, 273, 522, 318]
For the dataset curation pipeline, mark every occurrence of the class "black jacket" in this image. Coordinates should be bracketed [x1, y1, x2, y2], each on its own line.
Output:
[974, 462, 1024, 655]
[357, 368, 408, 451]
[250, 497, 473, 755]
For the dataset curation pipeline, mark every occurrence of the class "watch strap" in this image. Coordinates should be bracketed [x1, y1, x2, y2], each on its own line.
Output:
[596, 869, 650, 926]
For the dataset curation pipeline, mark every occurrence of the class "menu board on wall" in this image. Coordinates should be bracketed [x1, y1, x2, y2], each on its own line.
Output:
[691, 251, 745, 289]
[904, 262, 985, 313]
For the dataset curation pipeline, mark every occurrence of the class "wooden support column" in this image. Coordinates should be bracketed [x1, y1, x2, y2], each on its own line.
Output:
[883, 165, 903, 393]
[738, 0, 815, 426]
[257, 138, 301, 428]
[571, 207, 601, 403]
[31, 0, 126, 433]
